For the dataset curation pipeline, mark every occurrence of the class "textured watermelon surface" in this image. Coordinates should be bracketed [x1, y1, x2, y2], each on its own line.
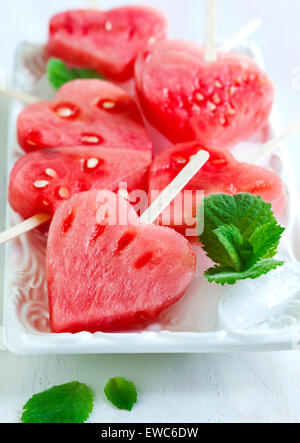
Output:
[47, 190, 196, 333]
[17, 79, 152, 153]
[9, 146, 151, 220]
[149, 143, 286, 234]
[48, 7, 167, 81]
[135, 40, 274, 149]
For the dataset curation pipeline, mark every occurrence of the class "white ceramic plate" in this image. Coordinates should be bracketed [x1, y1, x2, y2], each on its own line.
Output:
[2, 42, 300, 354]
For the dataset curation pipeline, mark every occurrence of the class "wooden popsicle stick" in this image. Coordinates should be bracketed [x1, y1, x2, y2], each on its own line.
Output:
[0, 213, 51, 246]
[204, 0, 218, 62]
[219, 19, 262, 52]
[140, 150, 210, 225]
[250, 119, 300, 164]
[0, 87, 40, 105]
[86, 0, 98, 9]
[0, 327, 5, 351]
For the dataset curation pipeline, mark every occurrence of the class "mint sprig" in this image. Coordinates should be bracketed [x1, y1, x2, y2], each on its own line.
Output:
[21, 381, 94, 423]
[104, 377, 137, 411]
[197, 194, 285, 285]
[47, 58, 105, 90]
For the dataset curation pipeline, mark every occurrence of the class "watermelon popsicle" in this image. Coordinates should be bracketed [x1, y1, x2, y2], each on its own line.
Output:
[134, 39, 274, 150]
[48, 6, 168, 82]
[148, 143, 287, 236]
[4, 139, 208, 245]
[17, 79, 152, 153]
[47, 190, 196, 333]
[8, 146, 152, 221]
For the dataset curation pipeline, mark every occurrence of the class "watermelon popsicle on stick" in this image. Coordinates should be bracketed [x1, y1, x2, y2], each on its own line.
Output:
[47, 190, 196, 333]
[135, 40, 274, 150]
[1, 147, 209, 245]
[8, 146, 152, 221]
[17, 79, 152, 153]
[47, 6, 168, 82]
[135, 0, 274, 150]
[148, 119, 300, 236]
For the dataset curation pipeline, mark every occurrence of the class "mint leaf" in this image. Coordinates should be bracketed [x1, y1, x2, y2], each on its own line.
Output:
[21, 381, 94, 423]
[233, 193, 275, 239]
[197, 193, 285, 285]
[104, 377, 137, 411]
[248, 222, 285, 265]
[47, 58, 104, 90]
[213, 224, 243, 271]
[205, 260, 284, 285]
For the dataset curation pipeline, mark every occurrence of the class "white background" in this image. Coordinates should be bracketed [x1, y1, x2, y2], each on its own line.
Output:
[0, 0, 300, 423]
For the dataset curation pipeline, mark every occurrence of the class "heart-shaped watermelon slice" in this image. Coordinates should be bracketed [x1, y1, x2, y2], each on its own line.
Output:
[9, 146, 151, 220]
[149, 143, 286, 235]
[47, 190, 196, 333]
[48, 7, 168, 81]
[17, 79, 152, 153]
[135, 40, 274, 149]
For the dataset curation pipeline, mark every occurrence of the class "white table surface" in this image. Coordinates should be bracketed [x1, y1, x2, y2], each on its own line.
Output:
[0, 0, 300, 424]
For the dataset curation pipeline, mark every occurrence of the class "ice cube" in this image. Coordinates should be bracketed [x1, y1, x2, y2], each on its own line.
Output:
[218, 262, 300, 330]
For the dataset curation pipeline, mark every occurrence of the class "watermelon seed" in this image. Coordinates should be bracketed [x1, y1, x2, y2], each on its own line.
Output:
[105, 22, 112, 32]
[195, 92, 205, 102]
[33, 180, 49, 189]
[215, 81, 222, 88]
[235, 76, 242, 85]
[102, 100, 116, 110]
[211, 158, 227, 165]
[81, 134, 102, 144]
[90, 224, 106, 243]
[45, 168, 57, 179]
[173, 155, 188, 165]
[229, 86, 237, 96]
[62, 209, 75, 233]
[42, 199, 50, 207]
[135, 251, 154, 269]
[105, 21, 113, 31]
[86, 158, 100, 169]
[207, 101, 217, 112]
[53, 103, 79, 119]
[117, 231, 137, 253]
[227, 106, 236, 115]
[27, 140, 37, 146]
[56, 107, 74, 118]
[57, 186, 70, 199]
[212, 93, 221, 105]
[148, 36, 156, 45]
[220, 116, 227, 126]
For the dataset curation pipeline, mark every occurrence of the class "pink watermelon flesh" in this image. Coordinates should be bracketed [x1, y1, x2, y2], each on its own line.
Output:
[9, 146, 151, 220]
[17, 79, 152, 153]
[135, 40, 274, 149]
[48, 7, 167, 81]
[47, 190, 196, 333]
[149, 143, 286, 235]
